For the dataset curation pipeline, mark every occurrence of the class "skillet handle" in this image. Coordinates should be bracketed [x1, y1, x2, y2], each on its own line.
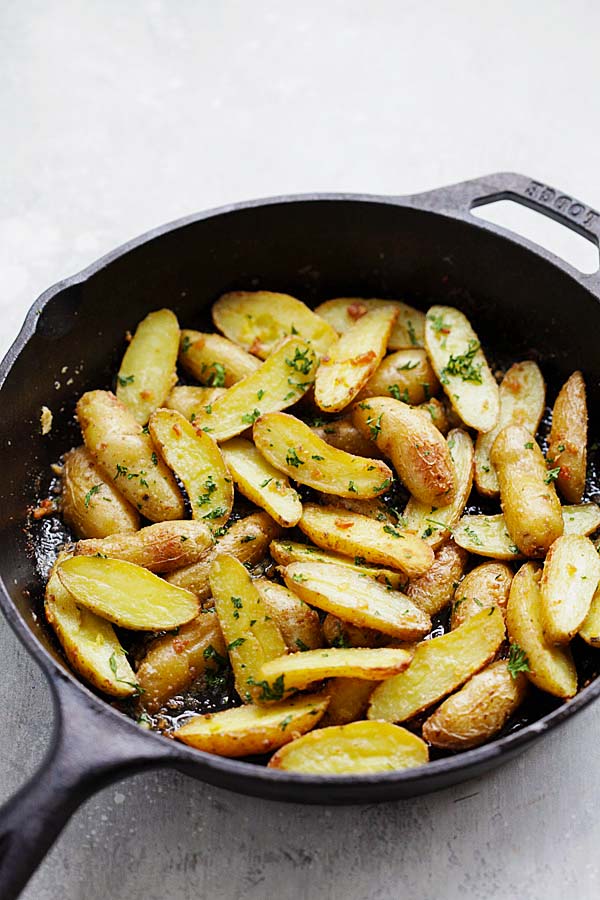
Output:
[0, 672, 174, 900]
[407, 171, 600, 284]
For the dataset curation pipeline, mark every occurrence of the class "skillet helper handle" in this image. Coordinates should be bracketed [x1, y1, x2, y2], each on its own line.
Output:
[408, 171, 600, 288]
[0, 674, 172, 900]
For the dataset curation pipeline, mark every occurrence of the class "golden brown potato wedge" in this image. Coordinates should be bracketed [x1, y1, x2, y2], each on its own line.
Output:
[547, 371, 588, 503]
[402, 429, 474, 548]
[540, 534, 600, 643]
[424, 306, 500, 433]
[368, 607, 505, 722]
[454, 504, 600, 559]
[179, 329, 260, 386]
[212, 291, 337, 359]
[77, 390, 184, 522]
[474, 361, 545, 497]
[260, 646, 413, 691]
[136, 610, 227, 712]
[357, 349, 440, 405]
[422, 660, 528, 751]
[268, 720, 428, 774]
[491, 424, 563, 557]
[149, 408, 233, 528]
[451, 562, 513, 629]
[406, 540, 469, 617]
[116, 309, 179, 424]
[253, 412, 392, 499]
[210, 555, 287, 704]
[254, 579, 323, 651]
[353, 397, 455, 506]
[322, 614, 388, 649]
[174, 693, 329, 757]
[270, 539, 408, 590]
[57, 556, 199, 630]
[61, 446, 140, 539]
[299, 504, 434, 578]
[313, 491, 396, 523]
[166, 512, 281, 598]
[579, 582, 600, 646]
[311, 416, 384, 458]
[74, 520, 214, 573]
[506, 562, 577, 698]
[321, 678, 376, 726]
[165, 385, 226, 422]
[314, 298, 426, 350]
[221, 437, 302, 528]
[191, 338, 317, 441]
[315, 306, 398, 412]
[283, 562, 431, 641]
[45, 558, 138, 698]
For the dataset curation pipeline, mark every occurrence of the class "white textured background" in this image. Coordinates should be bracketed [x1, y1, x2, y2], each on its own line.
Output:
[2, 2, 600, 898]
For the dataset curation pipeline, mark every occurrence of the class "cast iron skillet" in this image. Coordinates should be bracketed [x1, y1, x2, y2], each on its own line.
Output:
[1, 172, 600, 898]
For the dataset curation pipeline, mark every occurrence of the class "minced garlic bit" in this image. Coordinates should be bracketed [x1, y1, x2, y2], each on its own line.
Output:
[40, 406, 53, 435]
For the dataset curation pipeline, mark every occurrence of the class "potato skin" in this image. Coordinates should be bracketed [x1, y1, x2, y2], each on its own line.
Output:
[179, 329, 260, 386]
[311, 417, 385, 459]
[254, 579, 323, 651]
[166, 512, 281, 598]
[422, 660, 527, 751]
[322, 613, 388, 649]
[62, 446, 140, 538]
[491, 424, 563, 557]
[321, 678, 377, 727]
[451, 561, 513, 629]
[77, 390, 185, 522]
[116, 308, 179, 424]
[548, 371, 587, 503]
[416, 398, 449, 435]
[74, 520, 214, 573]
[353, 397, 455, 506]
[136, 610, 227, 712]
[357, 349, 440, 405]
[406, 540, 468, 617]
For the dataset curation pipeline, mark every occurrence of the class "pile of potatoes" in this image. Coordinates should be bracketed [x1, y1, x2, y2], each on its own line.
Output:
[42, 291, 600, 775]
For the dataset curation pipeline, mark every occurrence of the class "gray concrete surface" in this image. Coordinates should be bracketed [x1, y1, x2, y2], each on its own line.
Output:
[2, 2, 600, 898]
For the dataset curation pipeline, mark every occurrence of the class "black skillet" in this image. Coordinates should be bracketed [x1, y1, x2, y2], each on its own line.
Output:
[1, 172, 600, 899]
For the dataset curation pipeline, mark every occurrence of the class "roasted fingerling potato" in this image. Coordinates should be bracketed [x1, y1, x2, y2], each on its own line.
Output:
[254, 578, 323, 651]
[212, 290, 337, 359]
[406, 540, 469, 617]
[539, 534, 600, 644]
[491, 424, 563, 557]
[315, 306, 399, 412]
[311, 416, 385, 458]
[352, 396, 455, 506]
[77, 390, 185, 522]
[116, 309, 180, 424]
[422, 660, 528, 751]
[74, 519, 214, 573]
[61, 446, 140, 539]
[450, 561, 513, 629]
[178, 329, 261, 386]
[547, 371, 588, 503]
[253, 411, 393, 499]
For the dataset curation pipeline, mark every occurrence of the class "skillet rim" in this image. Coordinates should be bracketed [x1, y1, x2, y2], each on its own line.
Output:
[2, 186, 600, 793]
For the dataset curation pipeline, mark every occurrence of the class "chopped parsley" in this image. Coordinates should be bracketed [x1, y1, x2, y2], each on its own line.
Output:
[227, 637, 246, 650]
[279, 714, 294, 731]
[257, 389, 265, 400]
[240, 535, 256, 543]
[203, 644, 227, 666]
[383, 525, 404, 539]
[397, 360, 419, 371]
[230, 596, 243, 619]
[196, 475, 218, 507]
[507, 643, 531, 679]
[407, 320, 418, 346]
[348, 480, 357, 493]
[388, 384, 410, 403]
[259, 477, 273, 488]
[151, 451, 158, 465]
[463, 525, 483, 546]
[295, 638, 309, 651]
[108, 652, 144, 696]
[181, 335, 192, 353]
[545, 466, 561, 484]
[117, 374, 135, 387]
[241, 408, 261, 425]
[311, 454, 325, 461]
[440, 340, 482, 385]
[524, 441, 534, 450]
[367, 413, 383, 441]
[285, 347, 313, 375]
[286, 448, 304, 467]
[246, 674, 286, 701]
[84, 484, 102, 508]
[209, 362, 226, 387]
